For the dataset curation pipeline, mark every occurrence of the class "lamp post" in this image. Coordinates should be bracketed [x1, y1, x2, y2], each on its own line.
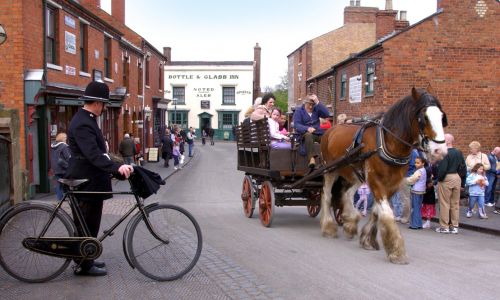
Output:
[0, 24, 7, 45]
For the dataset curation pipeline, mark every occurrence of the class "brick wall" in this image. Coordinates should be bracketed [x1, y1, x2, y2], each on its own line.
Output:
[0, 0, 27, 168]
[311, 23, 375, 77]
[319, 0, 499, 153]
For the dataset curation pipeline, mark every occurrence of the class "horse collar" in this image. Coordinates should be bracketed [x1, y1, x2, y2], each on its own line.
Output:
[376, 125, 411, 166]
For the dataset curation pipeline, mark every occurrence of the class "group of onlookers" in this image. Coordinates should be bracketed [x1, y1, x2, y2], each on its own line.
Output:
[160, 125, 197, 170]
[352, 136, 500, 234]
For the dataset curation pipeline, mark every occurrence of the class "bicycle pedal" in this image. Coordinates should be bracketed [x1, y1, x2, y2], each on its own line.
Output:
[103, 230, 114, 236]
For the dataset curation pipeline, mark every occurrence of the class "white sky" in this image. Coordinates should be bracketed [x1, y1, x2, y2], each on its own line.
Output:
[101, 0, 437, 89]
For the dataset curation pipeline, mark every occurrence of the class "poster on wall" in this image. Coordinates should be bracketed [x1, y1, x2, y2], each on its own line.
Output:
[348, 75, 362, 103]
[64, 31, 76, 54]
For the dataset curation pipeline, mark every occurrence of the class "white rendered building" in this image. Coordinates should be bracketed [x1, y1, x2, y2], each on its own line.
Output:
[164, 61, 254, 139]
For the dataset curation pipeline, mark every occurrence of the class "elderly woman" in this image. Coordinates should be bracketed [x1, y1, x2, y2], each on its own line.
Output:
[250, 93, 275, 121]
[244, 97, 262, 118]
[466, 141, 491, 172]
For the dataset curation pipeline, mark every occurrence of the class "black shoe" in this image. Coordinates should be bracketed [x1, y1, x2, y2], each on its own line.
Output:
[74, 265, 108, 276]
[94, 260, 106, 268]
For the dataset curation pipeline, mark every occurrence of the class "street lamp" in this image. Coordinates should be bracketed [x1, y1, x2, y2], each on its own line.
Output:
[0, 24, 7, 45]
[172, 98, 177, 126]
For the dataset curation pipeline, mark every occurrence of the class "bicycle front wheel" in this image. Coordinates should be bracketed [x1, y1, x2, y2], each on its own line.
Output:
[0, 204, 75, 283]
[126, 204, 202, 281]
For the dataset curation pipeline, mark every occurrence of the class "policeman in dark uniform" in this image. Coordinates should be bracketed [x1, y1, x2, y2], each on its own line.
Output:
[66, 81, 133, 276]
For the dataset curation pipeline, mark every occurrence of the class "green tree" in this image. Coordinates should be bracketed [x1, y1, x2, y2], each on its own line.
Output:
[271, 72, 288, 112]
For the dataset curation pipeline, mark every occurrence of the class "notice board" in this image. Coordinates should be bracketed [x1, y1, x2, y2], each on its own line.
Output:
[147, 147, 159, 162]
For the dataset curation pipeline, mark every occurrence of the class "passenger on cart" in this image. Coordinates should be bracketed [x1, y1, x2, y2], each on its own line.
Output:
[268, 108, 291, 149]
[250, 93, 275, 121]
[292, 93, 330, 169]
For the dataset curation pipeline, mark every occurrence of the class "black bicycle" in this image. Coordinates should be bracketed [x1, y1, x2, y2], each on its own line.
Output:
[0, 175, 202, 283]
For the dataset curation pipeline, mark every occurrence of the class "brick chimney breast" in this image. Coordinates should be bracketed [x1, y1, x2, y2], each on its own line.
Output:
[112, 0, 125, 24]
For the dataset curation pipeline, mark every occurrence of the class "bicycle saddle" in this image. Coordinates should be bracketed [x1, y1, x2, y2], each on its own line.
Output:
[58, 178, 89, 187]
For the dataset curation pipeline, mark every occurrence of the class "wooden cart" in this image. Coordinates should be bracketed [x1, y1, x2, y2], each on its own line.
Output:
[236, 118, 364, 227]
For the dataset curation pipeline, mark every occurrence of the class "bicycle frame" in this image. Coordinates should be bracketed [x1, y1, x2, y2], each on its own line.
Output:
[38, 179, 169, 249]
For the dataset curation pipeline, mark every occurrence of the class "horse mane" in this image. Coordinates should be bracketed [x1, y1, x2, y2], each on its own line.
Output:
[382, 89, 440, 141]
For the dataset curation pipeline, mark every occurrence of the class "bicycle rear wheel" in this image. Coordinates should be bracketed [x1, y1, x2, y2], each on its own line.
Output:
[0, 204, 74, 283]
[126, 204, 202, 281]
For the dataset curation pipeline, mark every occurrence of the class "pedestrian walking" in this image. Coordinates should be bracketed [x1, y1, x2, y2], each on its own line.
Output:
[356, 183, 370, 217]
[186, 127, 196, 157]
[119, 133, 136, 164]
[50, 132, 71, 201]
[161, 128, 173, 168]
[65, 81, 133, 276]
[173, 140, 182, 170]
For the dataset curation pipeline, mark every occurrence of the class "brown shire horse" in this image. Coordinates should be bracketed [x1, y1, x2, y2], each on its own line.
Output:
[320, 88, 448, 264]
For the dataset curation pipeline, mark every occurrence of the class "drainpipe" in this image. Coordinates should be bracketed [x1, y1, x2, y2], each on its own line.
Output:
[332, 68, 337, 122]
[141, 46, 146, 156]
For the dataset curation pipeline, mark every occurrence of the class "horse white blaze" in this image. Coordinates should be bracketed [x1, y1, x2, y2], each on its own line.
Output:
[425, 106, 448, 160]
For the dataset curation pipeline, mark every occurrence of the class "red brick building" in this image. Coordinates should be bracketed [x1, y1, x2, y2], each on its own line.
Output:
[308, 0, 499, 152]
[287, 0, 408, 110]
[0, 0, 167, 198]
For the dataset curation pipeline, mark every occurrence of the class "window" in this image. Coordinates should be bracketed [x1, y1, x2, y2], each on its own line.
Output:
[158, 64, 163, 90]
[168, 111, 188, 128]
[365, 62, 375, 95]
[145, 58, 150, 86]
[79, 23, 88, 72]
[46, 6, 57, 64]
[104, 36, 111, 78]
[138, 61, 143, 94]
[340, 73, 347, 100]
[172, 87, 185, 104]
[222, 87, 235, 105]
[123, 55, 129, 90]
[219, 112, 239, 129]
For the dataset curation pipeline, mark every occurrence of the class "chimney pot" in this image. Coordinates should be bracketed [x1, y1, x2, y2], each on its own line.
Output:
[355, 0, 360, 6]
[385, 0, 393, 10]
[350, 0, 355, 6]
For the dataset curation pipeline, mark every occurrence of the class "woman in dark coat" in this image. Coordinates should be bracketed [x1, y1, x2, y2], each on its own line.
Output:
[161, 128, 173, 167]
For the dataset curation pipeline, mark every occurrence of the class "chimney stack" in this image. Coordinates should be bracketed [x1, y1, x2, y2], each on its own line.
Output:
[253, 43, 261, 100]
[163, 47, 171, 64]
[399, 11, 407, 21]
[81, 0, 100, 8]
[111, 0, 125, 24]
[385, 0, 393, 10]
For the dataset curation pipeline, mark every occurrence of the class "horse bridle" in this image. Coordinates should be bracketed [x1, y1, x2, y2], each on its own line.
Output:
[375, 102, 446, 166]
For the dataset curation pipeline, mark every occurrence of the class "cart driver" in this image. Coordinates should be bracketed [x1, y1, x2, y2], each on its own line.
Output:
[292, 94, 330, 169]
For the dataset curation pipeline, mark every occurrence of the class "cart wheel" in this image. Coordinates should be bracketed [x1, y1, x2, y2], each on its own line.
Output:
[241, 175, 255, 218]
[258, 181, 275, 227]
[332, 199, 344, 226]
[307, 191, 321, 218]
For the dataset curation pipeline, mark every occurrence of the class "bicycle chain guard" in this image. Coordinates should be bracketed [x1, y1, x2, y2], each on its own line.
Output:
[23, 237, 102, 260]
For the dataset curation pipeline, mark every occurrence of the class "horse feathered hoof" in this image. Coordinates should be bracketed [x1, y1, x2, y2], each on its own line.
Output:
[320, 220, 338, 238]
[388, 254, 409, 265]
[360, 235, 380, 250]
